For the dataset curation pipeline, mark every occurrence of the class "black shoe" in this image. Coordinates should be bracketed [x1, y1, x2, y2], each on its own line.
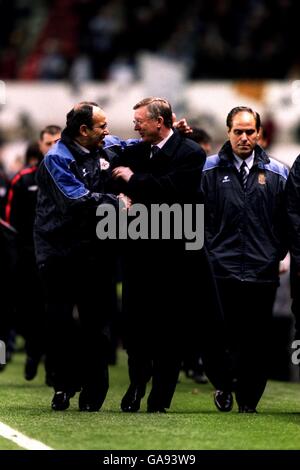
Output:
[51, 391, 74, 411]
[121, 384, 145, 412]
[214, 390, 233, 412]
[238, 405, 257, 413]
[147, 405, 167, 413]
[78, 391, 102, 412]
[24, 357, 39, 381]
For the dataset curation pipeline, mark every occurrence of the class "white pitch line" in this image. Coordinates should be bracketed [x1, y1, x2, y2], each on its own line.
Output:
[0, 421, 53, 450]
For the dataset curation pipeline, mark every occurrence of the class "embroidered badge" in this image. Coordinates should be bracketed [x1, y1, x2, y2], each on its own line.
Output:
[222, 175, 230, 183]
[99, 158, 110, 170]
[28, 185, 38, 191]
[258, 172, 266, 185]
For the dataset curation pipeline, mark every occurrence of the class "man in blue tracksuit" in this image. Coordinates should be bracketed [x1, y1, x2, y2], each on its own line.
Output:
[34, 101, 128, 412]
[200, 106, 288, 413]
[286, 154, 300, 350]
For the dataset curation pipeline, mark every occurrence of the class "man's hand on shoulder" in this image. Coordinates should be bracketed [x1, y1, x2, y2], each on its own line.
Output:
[172, 113, 192, 135]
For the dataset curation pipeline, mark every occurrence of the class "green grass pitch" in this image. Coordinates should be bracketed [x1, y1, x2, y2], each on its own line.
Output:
[0, 349, 300, 450]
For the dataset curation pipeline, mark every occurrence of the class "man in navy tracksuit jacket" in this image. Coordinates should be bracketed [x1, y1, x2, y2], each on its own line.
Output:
[34, 101, 127, 412]
[200, 106, 288, 413]
[286, 154, 300, 345]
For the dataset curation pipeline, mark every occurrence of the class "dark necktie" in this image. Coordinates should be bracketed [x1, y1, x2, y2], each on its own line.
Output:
[240, 161, 248, 190]
[151, 145, 160, 158]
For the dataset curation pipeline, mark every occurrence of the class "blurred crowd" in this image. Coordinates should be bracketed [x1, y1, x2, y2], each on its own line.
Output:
[1, 0, 300, 82]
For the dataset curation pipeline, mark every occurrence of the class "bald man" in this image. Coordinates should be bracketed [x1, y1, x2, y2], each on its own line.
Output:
[34, 102, 128, 412]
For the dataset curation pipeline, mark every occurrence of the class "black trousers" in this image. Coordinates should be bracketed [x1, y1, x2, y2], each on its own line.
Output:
[291, 272, 300, 339]
[39, 247, 115, 402]
[122, 246, 232, 409]
[217, 279, 277, 408]
[15, 249, 46, 360]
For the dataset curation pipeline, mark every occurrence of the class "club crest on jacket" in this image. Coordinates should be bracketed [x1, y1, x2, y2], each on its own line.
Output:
[99, 158, 110, 170]
[258, 172, 266, 185]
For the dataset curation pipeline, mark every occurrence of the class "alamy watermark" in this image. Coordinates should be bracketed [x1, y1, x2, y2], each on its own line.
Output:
[96, 202, 204, 251]
[291, 340, 300, 365]
[0, 340, 6, 365]
[0, 81, 6, 105]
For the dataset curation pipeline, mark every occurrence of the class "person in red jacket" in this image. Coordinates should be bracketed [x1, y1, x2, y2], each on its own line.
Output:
[5, 125, 61, 382]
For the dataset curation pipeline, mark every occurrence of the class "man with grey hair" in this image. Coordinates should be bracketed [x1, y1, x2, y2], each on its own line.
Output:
[112, 97, 231, 414]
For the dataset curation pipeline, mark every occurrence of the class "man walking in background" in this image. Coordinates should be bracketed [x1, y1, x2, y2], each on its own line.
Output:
[201, 106, 288, 413]
[5, 125, 61, 382]
[285, 153, 300, 355]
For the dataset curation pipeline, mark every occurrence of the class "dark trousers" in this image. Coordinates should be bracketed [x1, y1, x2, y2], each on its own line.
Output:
[126, 344, 182, 409]
[291, 272, 300, 339]
[122, 246, 232, 409]
[15, 250, 46, 361]
[217, 279, 277, 408]
[39, 248, 115, 402]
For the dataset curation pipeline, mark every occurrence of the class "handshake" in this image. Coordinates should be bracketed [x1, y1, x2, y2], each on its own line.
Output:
[117, 193, 132, 210]
[112, 166, 133, 210]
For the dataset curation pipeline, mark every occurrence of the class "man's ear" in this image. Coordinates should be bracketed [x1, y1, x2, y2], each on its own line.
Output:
[157, 116, 163, 128]
[79, 124, 88, 137]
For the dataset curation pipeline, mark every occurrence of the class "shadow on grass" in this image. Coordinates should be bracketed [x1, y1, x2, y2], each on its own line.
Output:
[0, 382, 50, 389]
